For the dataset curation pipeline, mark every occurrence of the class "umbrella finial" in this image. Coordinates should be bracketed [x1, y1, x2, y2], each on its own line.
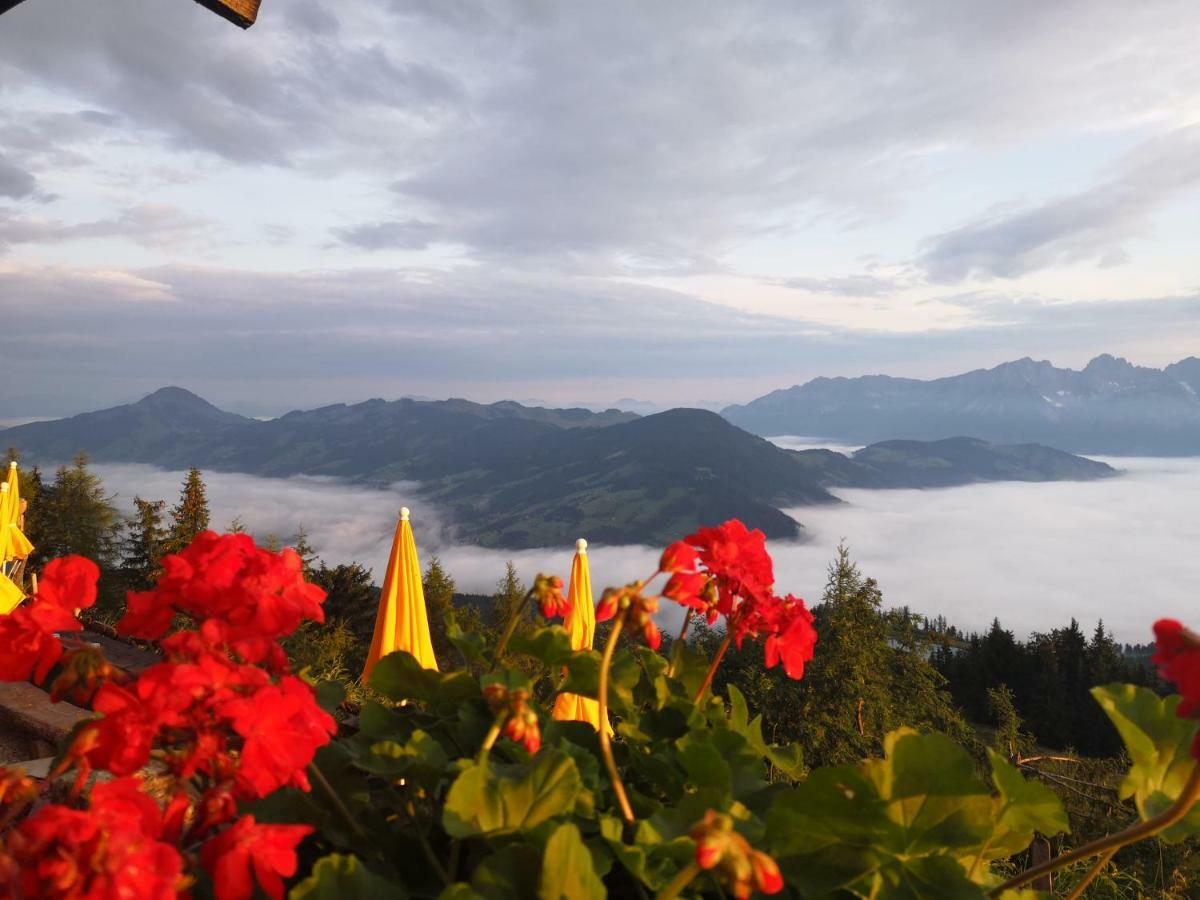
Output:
[576, 538, 587, 553]
[400, 506, 410, 521]
[8, 460, 15, 469]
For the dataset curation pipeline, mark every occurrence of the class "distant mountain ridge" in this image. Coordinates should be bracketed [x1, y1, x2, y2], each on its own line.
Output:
[723, 354, 1200, 455]
[1, 387, 1114, 548]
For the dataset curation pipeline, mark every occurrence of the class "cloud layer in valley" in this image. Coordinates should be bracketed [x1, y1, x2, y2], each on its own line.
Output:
[87, 457, 1200, 644]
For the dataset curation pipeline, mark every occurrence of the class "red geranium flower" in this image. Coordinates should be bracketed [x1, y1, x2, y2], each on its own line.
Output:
[1, 778, 184, 899]
[200, 814, 312, 900]
[596, 584, 661, 649]
[659, 540, 699, 574]
[0, 556, 97, 684]
[1152, 619, 1200, 759]
[118, 532, 325, 655]
[763, 595, 818, 680]
[533, 573, 570, 619]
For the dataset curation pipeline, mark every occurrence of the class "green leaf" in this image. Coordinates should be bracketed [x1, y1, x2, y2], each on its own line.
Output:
[607, 649, 642, 717]
[538, 823, 605, 900]
[508, 626, 575, 667]
[676, 732, 733, 802]
[480, 669, 534, 696]
[976, 750, 1068, 862]
[370, 651, 479, 706]
[1092, 683, 1200, 841]
[314, 680, 346, 716]
[442, 750, 583, 838]
[767, 729, 995, 897]
[289, 854, 405, 900]
[357, 699, 405, 740]
[559, 650, 602, 700]
[471, 844, 541, 899]
[438, 887, 484, 900]
[600, 815, 696, 891]
[725, 685, 805, 780]
[446, 613, 487, 666]
[359, 730, 449, 787]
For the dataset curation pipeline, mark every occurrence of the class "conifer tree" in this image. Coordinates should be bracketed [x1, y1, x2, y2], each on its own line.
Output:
[122, 497, 168, 591]
[311, 561, 377, 647]
[168, 467, 210, 553]
[37, 453, 121, 565]
[423, 556, 456, 663]
[289, 526, 319, 579]
[490, 561, 528, 632]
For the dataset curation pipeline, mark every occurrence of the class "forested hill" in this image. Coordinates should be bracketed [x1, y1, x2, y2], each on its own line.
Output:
[791, 436, 1115, 488]
[723, 354, 1200, 455]
[2, 388, 1114, 548]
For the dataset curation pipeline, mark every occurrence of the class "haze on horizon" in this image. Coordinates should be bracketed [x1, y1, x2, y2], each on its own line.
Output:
[2, 1, 1199, 417]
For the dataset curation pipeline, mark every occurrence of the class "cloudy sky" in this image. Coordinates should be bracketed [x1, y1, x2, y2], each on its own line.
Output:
[2, 0, 1199, 416]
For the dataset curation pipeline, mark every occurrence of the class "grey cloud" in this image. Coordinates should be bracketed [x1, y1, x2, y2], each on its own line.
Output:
[0, 204, 211, 251]
[0, 156, 37, 198]
[778, 273, 902, 297]
[2, 262, 1197, 417]
[0, 0, 461, 165]
[333, 218, 441, 250]
[4, 1, 1199, 264]
[920, 125, 1200, 282]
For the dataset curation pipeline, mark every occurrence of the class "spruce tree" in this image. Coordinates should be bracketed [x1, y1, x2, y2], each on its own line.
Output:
[122, 497, 168, 591]
[490, 561, 528, 632]
[38, 453, 121, 564]
[168, 467, 210, 553]
[423, 556, 456, 664]
[289, 526, 319, 578]
[312, 561, 377, 646]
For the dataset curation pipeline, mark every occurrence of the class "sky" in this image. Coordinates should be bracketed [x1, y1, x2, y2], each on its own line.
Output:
[88, 453, 1200, 643]
[2, 0, 1200, 416]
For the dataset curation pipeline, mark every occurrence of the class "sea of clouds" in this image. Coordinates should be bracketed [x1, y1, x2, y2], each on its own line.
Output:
[86, 452, 1200, 644]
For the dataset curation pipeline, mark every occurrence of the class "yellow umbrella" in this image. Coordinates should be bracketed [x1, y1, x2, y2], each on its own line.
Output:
[2, 462, 35, 562]
[0, 571, 24, 615]
[362, 506, 438, 681]
[552, 539, 611, 735]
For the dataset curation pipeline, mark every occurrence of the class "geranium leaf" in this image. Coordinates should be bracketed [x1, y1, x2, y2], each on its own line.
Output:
[559, 650, 602, 699]
[538, 823, 605, 900]
[1092, 683, 1200, 841]
[507, 626, 575, 667]
[370, 651, 479, 706]
[768, 729, 995, 896]
[969, 750, 1069, 865]
[288, 854, 405, 900]
[446, 613, 487, 666]
[442, 750, 582, 838]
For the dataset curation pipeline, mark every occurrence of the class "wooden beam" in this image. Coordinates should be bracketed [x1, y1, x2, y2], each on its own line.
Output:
[192, 0, 260, 28]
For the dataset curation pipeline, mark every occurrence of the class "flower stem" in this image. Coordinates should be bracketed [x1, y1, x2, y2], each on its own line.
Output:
[656, 862, 700, 900]
[406, 799, 450, 885]
[308, 761, 368, 841]
[1065, 846, 1117, 900]
[477, 714, 506, 766]
[693, 633, 733, 706]
[665, 608, 694, 678]
[991, 763, 1200, 895]
[490, 588, 535, 670]
[599, 617, 635, 824]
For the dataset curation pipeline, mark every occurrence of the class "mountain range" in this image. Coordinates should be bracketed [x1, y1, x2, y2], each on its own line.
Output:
[723, 354, 1200, 455]
[2, 387, 1113, 548]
